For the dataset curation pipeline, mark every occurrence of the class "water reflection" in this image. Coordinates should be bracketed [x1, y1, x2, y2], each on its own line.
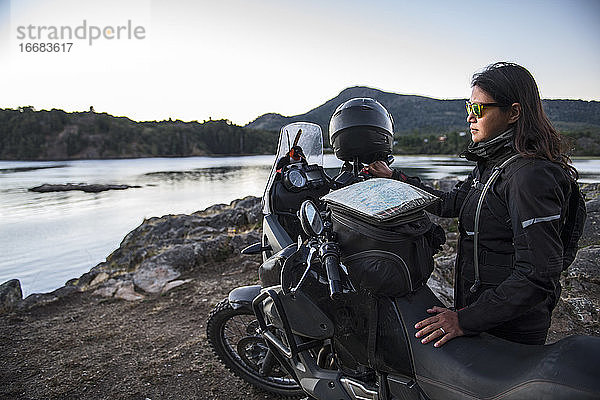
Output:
[144, 165, 271, 183]
[579, 171, 600, 182]
[0, 164, 67, 174]
[429, 159, 473, 166]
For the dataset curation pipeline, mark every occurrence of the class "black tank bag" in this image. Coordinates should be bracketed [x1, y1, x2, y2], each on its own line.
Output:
[323, 179, 445, 297]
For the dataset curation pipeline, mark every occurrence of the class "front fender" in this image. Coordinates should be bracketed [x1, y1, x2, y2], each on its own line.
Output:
[228, 285, 262, 310]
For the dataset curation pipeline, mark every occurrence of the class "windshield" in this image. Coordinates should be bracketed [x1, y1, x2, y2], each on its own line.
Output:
[262, 122, 323, 214]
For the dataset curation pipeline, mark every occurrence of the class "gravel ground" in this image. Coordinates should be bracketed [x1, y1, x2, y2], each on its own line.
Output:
[1, 254, 596, 400]
[0, 258, 280, 400]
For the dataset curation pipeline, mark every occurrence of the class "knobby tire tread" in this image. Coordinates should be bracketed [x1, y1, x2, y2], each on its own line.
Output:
[206, 298, 303, 398]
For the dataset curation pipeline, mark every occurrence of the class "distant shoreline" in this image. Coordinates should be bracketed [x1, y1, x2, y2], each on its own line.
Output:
[0, 153, 276, 163]
[3, 153, 600, 162]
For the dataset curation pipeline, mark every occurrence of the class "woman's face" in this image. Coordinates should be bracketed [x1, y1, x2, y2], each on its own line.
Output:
[467, 86, 513, 143]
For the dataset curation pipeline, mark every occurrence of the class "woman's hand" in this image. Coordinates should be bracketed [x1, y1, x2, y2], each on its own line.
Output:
[415, 306, 464, 347]
[367, 161, 393, 178]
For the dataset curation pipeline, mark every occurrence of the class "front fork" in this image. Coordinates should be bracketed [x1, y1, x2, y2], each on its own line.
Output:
[251, 288, 354, 400]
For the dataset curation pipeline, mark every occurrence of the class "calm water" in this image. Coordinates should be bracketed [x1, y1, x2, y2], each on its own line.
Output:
[2, 155, 599, 296]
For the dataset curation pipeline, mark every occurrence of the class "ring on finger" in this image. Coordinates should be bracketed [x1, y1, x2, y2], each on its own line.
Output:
[439, 327, 446, 334]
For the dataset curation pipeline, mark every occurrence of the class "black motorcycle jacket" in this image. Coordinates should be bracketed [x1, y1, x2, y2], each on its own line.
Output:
[392, 141, 574, 345]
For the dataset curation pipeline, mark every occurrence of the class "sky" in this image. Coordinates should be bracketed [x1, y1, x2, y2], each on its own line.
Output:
[0, 0, 599, 125]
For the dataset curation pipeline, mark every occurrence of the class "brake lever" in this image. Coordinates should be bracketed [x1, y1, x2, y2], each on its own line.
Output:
[289, 245, 317, 295]
[338, 262, 356, 293]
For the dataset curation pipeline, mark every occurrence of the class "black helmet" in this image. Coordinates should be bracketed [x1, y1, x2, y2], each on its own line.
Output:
[328, 98, 394, 164]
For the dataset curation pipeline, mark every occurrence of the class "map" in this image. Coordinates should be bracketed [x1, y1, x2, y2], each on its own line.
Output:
[322, 178, 438, 222]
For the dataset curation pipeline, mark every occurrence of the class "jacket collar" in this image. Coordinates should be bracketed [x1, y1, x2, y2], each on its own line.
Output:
[461, 128, 515, 162]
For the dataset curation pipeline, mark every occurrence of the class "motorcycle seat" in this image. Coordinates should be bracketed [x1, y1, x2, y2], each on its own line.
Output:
[394, 286, 600, 400]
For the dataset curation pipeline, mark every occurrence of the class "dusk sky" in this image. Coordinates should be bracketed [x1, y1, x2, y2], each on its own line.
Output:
[0, 0, 598, 125]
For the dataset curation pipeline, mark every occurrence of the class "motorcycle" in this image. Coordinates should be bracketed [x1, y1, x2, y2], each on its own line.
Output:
[207, 122, 600, 399]
[206, 122, 329, 397]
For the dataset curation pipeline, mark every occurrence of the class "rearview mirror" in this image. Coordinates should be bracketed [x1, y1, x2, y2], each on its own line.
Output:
[299, 200, 324, 236]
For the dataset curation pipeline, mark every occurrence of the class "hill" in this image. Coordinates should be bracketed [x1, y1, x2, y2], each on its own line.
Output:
[247, 86, 467, 134]
[246, 86, 600, 155]
[246, 86, 600, 134]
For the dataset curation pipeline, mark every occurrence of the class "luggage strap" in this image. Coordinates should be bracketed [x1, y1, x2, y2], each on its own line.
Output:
[470, 154, 520, 293]
[367, 294, 381, 370]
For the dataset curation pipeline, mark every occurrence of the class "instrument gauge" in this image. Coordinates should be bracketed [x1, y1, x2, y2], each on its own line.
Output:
[283, 167, 308, 192]
[288, 169, 307, 188]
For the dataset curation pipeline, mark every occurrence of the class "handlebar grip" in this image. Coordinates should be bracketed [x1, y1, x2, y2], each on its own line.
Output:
[324, 255, 342, 300]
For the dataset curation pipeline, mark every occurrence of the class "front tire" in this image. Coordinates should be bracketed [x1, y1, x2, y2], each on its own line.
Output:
[206, 298, 303, 397]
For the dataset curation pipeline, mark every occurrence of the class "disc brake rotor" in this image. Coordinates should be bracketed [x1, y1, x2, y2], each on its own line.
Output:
[237, 336, 286, 377]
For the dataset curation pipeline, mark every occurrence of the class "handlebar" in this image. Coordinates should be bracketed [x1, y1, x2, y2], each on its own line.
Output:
[324, 256, 343, 300]
[319, 242, 342, 300]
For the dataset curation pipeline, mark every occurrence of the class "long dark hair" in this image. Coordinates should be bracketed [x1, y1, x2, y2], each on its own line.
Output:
[471, 62, 578, 179]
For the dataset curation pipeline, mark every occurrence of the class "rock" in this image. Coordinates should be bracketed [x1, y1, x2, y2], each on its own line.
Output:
[566, 245, 600, 285]
[427, 273, 453, 307]
[92, 197, 262, 275]
[559, 246, 600, 330]
[580, 182, 600, 201]
[93, 281, 118, 298]
[29, 183, 141, 193]
[114, 281, 145, 301]
[51, 285, 79, 298]
[92, 278, 144, 301]
[433, 252, 456, 286]
[0, 279, 23, 313]
[133, 262, 181, 294]
[13, 285, 78, 311]
[161, 279, 193, 294]
[19, 293, 59, 309]
[231, 231, 261, 252]
[427, 178, 461, 193]
[581, 198, 600, 247]
[561, 296, 598, 326]
[427, 213, 458, 238]
[586, 197, 600, 213]
[90, 272, 110, 287]
[67, 269, 101, 289]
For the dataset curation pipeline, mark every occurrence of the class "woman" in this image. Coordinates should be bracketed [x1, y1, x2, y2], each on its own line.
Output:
[368, 62, 581, 346]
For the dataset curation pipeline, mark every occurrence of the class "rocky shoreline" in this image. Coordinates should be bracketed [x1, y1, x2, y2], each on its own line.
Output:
[0, 180, 599, 398]
[2, 180, 600, 333]
[0, 196, 263, 313]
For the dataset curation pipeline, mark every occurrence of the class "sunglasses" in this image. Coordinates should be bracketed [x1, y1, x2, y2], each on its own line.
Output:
[465, 101, 502, 118]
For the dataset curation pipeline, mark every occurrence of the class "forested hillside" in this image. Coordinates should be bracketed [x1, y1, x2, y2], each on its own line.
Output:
[0, 107, 277, 160]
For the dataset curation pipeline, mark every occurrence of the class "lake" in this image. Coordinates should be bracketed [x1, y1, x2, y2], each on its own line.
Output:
[2, 155, 599, 296]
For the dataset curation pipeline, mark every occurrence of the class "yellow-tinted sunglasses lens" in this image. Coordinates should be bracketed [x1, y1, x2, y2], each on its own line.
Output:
[466, 102, 483, 118]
